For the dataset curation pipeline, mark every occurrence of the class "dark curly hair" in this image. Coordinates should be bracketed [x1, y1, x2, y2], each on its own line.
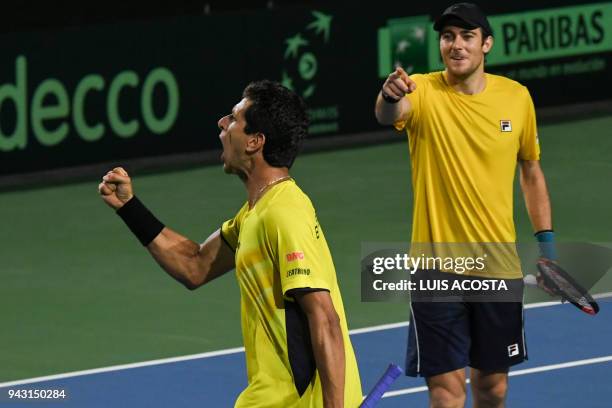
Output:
[242, 80, 309, 168]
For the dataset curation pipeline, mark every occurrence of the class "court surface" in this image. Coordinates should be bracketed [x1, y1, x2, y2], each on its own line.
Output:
[1, 296, 611, 407]
[1, 115, 611, 406]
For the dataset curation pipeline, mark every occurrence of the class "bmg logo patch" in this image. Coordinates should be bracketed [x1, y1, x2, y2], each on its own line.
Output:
[286, 252, 305, 262]
[500, 120, 512, 132]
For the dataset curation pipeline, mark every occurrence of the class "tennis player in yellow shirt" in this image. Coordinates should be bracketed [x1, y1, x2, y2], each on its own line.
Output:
[375, 3, 555, 408]
[99, 80, 362, 407]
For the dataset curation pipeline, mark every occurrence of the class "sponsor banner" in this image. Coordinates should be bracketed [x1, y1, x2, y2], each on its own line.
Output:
[489, 3, 611, 66]
[0, 10, 364, 176]
[1, 2, 610, 177]
[0, 16, 246, 175]
[378, 2, 612, 95]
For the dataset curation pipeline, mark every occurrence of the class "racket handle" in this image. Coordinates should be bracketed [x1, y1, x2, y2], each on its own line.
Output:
[360, 363, 403, 407]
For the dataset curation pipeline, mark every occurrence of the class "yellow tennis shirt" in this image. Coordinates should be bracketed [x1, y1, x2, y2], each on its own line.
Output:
[221, 179, 362, 407]
[395, 72, 540, 278]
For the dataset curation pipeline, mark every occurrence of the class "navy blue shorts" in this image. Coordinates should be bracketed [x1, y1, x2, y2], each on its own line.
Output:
[405, 301, 527, 377]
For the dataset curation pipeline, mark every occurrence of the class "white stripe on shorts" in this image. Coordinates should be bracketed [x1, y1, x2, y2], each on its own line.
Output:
[409, 302, 421, 374]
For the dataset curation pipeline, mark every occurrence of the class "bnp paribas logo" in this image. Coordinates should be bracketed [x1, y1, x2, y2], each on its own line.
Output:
[281, 10, 332, 99]
[378, 15, 440, 78]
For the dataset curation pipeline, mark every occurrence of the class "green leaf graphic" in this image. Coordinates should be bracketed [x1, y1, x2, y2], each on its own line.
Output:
[307, 11, 332, 43]
[284, 33, 309, 59]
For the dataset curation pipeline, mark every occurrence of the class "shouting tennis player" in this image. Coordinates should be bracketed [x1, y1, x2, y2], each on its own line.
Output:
[99, 80, 362, 407]
[375, 3, 556, 408]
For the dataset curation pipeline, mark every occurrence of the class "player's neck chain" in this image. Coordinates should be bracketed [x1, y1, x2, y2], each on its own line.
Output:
[252, 175, 292, 205]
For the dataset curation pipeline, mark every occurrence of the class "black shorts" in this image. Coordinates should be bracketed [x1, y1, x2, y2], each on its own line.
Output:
[405, 301, 527, 377]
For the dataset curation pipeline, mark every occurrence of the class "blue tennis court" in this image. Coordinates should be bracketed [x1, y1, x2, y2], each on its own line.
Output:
[2, 296, 611, 407]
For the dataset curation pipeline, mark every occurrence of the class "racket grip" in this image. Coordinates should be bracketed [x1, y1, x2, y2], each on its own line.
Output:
[360, 363, 403, 407]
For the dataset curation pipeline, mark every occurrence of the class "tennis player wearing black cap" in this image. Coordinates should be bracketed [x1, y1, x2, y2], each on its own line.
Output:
[375, 3, 555, 408]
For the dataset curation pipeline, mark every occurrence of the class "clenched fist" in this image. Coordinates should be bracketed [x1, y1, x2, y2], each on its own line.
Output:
[98, 167, 134, 210]
[381, 67, 417, 102]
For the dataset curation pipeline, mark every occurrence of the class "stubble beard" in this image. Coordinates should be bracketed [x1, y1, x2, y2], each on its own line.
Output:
[448, 54, 485, 81]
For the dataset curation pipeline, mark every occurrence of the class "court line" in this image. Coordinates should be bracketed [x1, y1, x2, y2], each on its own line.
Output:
[0, 347, 245, 388]
[382, 355, 612, 398]
[2, 291, 610, 388]
[349, 320, 409, 335]
[352, 290, 612, 336]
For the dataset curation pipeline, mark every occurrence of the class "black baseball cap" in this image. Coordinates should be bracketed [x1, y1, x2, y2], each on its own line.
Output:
[433, 3, 493, 37]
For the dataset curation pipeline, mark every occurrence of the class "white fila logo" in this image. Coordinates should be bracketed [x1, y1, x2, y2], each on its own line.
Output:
[507, 343, 519, 357]
[500, 120, 512, 132]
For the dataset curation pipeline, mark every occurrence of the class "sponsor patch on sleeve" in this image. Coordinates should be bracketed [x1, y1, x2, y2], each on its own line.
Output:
[286, 251, 305, 262]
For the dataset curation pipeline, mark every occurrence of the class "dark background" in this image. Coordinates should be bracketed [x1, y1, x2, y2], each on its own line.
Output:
[0, 0, 610, 177]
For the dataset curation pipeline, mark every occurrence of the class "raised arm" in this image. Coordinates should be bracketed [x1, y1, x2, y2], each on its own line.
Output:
[293, 290, 345, 408]
[98, 167, 235, 290]
[147, 228, 235, 290]
[375, 67, 416, 125]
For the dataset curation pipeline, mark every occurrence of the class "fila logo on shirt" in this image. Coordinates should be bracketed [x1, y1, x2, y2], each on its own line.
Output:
[500, 120, 512, 132]
[507, 343, 519, 357]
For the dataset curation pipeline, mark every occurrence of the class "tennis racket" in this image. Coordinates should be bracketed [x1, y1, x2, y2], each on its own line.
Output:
[535, 258, 599, 315]
[360, 363, 403, 407]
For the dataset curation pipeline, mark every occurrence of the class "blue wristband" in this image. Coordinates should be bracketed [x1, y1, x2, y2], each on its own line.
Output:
[535, 230, 557, 260]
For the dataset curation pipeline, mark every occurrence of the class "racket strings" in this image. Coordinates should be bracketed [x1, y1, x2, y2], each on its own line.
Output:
[546, 269, 584, 300]
[541, 267, 596, 313]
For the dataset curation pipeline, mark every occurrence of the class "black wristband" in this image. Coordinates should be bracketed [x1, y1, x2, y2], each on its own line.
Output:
[381, 90, 401, 104]
[116, 196, 165, 246]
